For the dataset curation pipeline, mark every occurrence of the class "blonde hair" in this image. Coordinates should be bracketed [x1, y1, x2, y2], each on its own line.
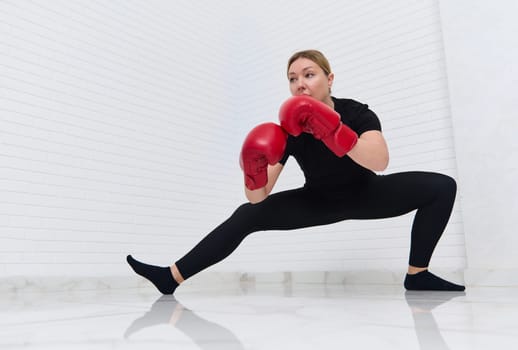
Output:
[287, 49, 332, 78]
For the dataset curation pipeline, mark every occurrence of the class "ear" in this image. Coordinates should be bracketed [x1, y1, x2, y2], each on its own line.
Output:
[327, 72, 335, 89]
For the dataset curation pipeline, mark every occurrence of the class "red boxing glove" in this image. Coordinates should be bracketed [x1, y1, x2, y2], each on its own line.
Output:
[239, 122, 287, 190]
[278, 95, 358, 157]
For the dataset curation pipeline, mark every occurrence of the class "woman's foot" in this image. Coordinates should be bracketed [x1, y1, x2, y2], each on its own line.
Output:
[127, 255, 178, 294]
[404, 270, 465, 291]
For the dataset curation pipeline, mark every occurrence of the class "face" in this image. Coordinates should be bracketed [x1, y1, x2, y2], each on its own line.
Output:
[288, 57, 334, 103]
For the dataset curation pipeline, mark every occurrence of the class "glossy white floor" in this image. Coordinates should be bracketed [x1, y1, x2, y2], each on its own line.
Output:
[2, 280, 518, 350]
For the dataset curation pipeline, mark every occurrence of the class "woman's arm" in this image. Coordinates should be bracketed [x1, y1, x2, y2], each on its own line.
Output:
[244, 163, 284, 204]
[347, 130, 389, 172]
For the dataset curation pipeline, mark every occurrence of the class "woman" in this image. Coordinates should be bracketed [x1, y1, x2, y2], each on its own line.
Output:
[127, 50, 465, 294]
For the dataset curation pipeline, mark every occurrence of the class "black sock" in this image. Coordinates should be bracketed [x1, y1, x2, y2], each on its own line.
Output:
[127, 255, 178, 294]
[404, 270, 465, 291]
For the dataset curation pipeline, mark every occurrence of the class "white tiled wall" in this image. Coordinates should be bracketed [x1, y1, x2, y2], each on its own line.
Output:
[0, 0, 243, 276]
[0, 0, 465, 279]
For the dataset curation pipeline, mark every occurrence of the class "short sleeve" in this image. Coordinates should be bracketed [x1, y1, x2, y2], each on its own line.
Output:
[351, 103, 382, 135]
[278, 136, 293, 165]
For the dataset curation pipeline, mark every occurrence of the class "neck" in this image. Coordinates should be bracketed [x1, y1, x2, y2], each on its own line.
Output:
[323, 95, 334, 109]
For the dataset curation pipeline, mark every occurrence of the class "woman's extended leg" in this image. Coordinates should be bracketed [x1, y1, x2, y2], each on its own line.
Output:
[128, 187, 350, 294]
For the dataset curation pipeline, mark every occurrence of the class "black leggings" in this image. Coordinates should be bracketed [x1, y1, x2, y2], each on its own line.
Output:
[176, 171, 457, 280]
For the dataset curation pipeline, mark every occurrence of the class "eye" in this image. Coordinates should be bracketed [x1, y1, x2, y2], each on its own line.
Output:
[289, 77, 297, 83]
[305, 72, 315, 78]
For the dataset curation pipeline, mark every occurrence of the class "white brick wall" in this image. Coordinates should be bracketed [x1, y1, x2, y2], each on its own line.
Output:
[0, 0, 243, 276]
[0, 0, 465, 278]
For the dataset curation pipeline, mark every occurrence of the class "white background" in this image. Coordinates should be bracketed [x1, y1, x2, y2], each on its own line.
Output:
[0, 0, 514, 285]
[440, 0, 518, 285]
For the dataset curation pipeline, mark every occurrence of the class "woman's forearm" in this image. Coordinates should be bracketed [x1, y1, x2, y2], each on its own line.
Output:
[243, 163, 284, 203]
[346, 131, 389, 172]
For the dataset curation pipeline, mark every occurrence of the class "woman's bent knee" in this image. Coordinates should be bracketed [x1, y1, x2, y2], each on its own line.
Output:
[439, 174, 457, 194]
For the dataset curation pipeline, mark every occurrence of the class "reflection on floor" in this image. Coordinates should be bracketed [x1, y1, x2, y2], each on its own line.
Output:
[1, 281, 518, 349]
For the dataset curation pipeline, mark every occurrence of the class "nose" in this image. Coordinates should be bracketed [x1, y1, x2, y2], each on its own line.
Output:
[296, 79, 306, 93]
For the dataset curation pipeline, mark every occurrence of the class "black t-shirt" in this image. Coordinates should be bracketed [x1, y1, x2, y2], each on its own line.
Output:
[279, 96, 382, 188]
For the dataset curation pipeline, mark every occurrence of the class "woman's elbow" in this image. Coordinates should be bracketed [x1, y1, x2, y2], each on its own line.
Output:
[247, 195, 268, 204]
[245, 187, 268, 204]
[372, 154, 389, 172]
[248, 197, 266, 204]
